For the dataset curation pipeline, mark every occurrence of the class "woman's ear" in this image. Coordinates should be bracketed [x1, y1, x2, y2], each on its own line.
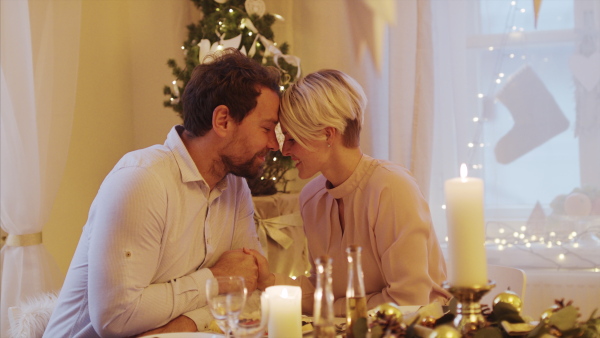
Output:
[324, 127, 337, 142]
[212, 105, 231, 137]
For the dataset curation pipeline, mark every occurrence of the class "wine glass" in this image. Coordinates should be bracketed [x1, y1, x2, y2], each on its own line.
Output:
[206, 276, 247, 338]
[230, 291, 270, 338]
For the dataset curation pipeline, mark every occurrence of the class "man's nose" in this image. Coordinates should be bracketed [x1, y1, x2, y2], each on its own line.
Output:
[267, 130, 279, 151]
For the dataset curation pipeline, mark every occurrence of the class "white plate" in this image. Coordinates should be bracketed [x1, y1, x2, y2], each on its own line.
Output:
[140, 333, 223, 338]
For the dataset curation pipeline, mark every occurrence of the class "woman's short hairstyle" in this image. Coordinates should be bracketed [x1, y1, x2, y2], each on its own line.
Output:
[182, 48, 281, 137]
[280, 69, 366, 150]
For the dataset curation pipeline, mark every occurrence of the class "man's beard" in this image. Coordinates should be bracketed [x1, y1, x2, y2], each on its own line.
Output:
[222, 150, 267, 180]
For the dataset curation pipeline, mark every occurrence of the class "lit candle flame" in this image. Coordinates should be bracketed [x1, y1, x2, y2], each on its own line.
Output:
[460, 163, 468, 179]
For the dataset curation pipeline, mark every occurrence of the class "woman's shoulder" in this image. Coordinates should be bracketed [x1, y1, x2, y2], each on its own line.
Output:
[361, 157, 418, 191]
[299, 175, 328, 205]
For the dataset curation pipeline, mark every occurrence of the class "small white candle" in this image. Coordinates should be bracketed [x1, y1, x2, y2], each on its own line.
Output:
[445, 164, 488, 287]
[266, 285, 302, 338]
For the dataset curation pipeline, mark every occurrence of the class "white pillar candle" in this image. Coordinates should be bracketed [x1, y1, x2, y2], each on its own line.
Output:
[445, 164, 488, 287]
[266, 285, 302, 338]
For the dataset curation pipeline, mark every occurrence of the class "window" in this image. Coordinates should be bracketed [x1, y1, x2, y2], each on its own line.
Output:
[430, 0, 599, 256]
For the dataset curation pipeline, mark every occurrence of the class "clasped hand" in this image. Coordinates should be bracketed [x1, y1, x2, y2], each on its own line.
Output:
[209, 248, 272, 292]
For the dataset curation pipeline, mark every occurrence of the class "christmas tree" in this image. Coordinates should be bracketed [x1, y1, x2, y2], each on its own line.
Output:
[163, 0, 298, 196]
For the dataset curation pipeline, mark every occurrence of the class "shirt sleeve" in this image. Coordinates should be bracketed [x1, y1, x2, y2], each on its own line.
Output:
[182, 306, 214, 332]
[231, 178, 264, 254]
[86, 167, 210, 337]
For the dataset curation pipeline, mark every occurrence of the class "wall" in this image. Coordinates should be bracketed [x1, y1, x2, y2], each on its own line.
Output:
[44, 0, 194, 275]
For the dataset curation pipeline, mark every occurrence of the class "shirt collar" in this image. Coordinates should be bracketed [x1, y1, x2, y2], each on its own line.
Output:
[326, 154, 372, 199]
[165, 125, 229, 192]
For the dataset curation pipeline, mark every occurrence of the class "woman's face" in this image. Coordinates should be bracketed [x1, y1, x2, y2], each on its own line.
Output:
[280, 126, 328, 179]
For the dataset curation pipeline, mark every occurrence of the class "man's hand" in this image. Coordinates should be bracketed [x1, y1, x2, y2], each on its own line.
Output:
[209, 249, 259, 291]
[134, 315, 196, 337]
[243, 248, 275, 290]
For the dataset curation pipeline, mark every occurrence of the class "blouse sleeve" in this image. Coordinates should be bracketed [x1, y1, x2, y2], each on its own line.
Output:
[367, 170, 439, 307]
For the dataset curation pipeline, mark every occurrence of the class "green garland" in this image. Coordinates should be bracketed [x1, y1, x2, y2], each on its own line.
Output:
[367, 299, 600, 337]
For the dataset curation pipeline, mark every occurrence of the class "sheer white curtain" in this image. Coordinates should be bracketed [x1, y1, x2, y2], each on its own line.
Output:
[285, 0, 435, 195]
[0, 1, 81, 336]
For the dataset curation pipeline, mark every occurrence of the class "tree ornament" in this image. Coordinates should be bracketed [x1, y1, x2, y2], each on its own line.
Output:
[428, 325, 461, 338]
[245, 0, 266, 17]
[492, 290, 523, 313]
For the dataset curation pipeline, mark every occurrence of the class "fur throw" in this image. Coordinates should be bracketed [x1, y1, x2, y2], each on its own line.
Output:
[8, 291, 58, 338]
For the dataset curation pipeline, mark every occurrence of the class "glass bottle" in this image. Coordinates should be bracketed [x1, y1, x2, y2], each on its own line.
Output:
[346, 245, 368, 338]
[313, 256, 336, 338]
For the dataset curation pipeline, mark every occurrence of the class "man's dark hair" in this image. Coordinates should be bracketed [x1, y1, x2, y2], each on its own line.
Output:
[182, 48, 281, 137]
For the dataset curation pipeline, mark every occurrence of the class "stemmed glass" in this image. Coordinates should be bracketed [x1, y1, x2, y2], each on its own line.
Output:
[206, 276, 247, 338]
[230, 291, 270, 338]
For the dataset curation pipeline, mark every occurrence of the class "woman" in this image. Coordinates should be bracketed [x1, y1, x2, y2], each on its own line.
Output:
[276, 69, 450, 315]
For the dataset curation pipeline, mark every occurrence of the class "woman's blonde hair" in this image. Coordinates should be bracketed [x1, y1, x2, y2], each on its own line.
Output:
[280, 69, 367, 151]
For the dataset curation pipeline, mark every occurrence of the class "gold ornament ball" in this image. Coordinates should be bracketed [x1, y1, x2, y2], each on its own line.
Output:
[540, 304, 560, 321]
[420, 316, 437, 328]
[372, 302, 403, 321]
[428, 325, 461, 338]
[493, 290, 523, 313]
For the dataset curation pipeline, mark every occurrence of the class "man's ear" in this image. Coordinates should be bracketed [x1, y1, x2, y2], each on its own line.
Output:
[212, 105, 231, 137]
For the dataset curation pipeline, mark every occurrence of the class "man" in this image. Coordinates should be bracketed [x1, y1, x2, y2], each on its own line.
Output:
[44, 48, 281, 337]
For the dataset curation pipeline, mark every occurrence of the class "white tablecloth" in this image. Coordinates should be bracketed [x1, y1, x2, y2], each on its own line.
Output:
[521, 269, 600, 319]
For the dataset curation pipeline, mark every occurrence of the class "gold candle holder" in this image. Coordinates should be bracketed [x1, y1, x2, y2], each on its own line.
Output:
[443, 281, 495, 335]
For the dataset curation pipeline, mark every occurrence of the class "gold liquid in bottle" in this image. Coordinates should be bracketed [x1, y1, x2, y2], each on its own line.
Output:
[346, 245, 368, 338]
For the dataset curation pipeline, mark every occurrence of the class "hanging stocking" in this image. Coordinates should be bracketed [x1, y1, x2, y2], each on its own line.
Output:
[494, 66, 569, 164]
